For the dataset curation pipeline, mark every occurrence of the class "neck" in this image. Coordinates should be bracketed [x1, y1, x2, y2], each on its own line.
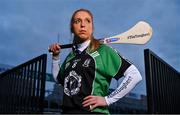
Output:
[74, 36, 91, 44]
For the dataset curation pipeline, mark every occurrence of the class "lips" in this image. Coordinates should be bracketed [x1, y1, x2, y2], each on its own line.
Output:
[79, 30, 86, 34]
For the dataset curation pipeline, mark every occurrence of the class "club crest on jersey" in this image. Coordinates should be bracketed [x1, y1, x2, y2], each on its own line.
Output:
[64, 70, 82, 96]
[82, 59, 91, 67]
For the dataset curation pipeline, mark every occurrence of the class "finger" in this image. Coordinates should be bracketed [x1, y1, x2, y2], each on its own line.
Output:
[55, 43, 60, 50]
[48, 43, 59, 53]
[83, 99, 96, 107]
[53, 44, 57, 51]
[83, 99, 95, 105]
[52, 45, 58, 53]
[83, 95, 93, 100]
[56, 44, 60, 49]
[83, 96, 95, 104]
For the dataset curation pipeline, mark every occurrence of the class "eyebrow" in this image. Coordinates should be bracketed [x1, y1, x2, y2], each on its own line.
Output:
[74, 17, 91, 21]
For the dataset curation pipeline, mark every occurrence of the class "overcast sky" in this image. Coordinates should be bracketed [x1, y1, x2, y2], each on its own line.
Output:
[0, 0, 179, 95]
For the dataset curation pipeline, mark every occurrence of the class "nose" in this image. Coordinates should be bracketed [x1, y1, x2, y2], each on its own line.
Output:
[81, 21, 85, 27]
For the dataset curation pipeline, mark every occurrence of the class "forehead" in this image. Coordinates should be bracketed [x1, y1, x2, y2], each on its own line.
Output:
[73, 11, 92, 19]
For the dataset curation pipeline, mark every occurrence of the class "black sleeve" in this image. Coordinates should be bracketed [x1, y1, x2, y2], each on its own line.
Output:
[57, 69, 64, 85]
[56, 60, 66, 85]
[114, 54, 132, 80]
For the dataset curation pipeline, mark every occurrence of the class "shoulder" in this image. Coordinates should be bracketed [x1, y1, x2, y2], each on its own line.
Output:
[64, 50, 76, 63]
[98, 44, 111, 50]
[97, 44, 118, 54]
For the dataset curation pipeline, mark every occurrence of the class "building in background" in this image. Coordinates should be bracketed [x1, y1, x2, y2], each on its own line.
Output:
[0, 63, 12, 73]
[43, 73, 63, 113]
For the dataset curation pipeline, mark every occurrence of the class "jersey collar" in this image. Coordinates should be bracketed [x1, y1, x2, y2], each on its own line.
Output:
[77, 39, 91, 52]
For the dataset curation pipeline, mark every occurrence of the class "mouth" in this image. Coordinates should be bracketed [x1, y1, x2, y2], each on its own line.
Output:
[79, 30, 86, 34]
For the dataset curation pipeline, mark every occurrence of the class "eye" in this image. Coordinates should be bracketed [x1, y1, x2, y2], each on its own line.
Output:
[85, 19, 91, 23]
[73, 19, 81, 24]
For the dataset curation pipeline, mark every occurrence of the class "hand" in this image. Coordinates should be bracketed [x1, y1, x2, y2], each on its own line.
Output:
[48, 43, 61, 56]
[83, 95, 108, 111]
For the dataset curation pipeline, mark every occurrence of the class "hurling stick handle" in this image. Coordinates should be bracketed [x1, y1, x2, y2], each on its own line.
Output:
[48, 44, 73, 53]
[48, 39, 104, 53]
[59, 44, 73, 49]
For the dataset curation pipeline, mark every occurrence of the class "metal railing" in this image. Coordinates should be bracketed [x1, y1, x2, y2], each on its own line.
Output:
[144, 49, 180, 113]
[0, 54, 47, 113]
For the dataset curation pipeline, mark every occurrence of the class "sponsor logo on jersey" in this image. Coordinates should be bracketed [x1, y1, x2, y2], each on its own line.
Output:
[107, 76, 133, 98]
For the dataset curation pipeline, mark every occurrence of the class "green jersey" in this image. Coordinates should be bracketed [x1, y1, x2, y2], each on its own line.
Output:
[57, 44, 130, 114]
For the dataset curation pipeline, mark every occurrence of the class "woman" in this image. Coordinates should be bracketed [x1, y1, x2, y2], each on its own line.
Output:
[49, 8, 142, 114]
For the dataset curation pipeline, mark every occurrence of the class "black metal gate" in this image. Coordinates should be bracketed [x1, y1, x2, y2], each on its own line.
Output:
[0, 54, 47, 113]
[144, 49, 180, 113]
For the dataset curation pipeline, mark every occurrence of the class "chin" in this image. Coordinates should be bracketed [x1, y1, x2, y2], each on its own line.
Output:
[79, 36, 89, 40]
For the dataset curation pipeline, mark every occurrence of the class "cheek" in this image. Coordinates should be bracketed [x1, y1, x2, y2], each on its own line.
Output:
[72, 25, 79, 33]
[88, 26, 93, 35]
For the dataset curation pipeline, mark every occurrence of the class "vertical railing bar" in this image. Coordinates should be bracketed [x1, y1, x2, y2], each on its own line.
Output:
[28, 63, 33, 113]
[18, 66, 24, 113]
[32, 62, 37, 112]
[39, 54, 47, 113]
[5, 74, 10, 113]
[22, 66, 27, 113]
[151, 55, 158, 113]
[16, 68, 21, 113]
[25, 64, 30, 113]
[144, 49, 154, 113]
[11, 70, 17, 113]
[36, 59, 42, 113]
